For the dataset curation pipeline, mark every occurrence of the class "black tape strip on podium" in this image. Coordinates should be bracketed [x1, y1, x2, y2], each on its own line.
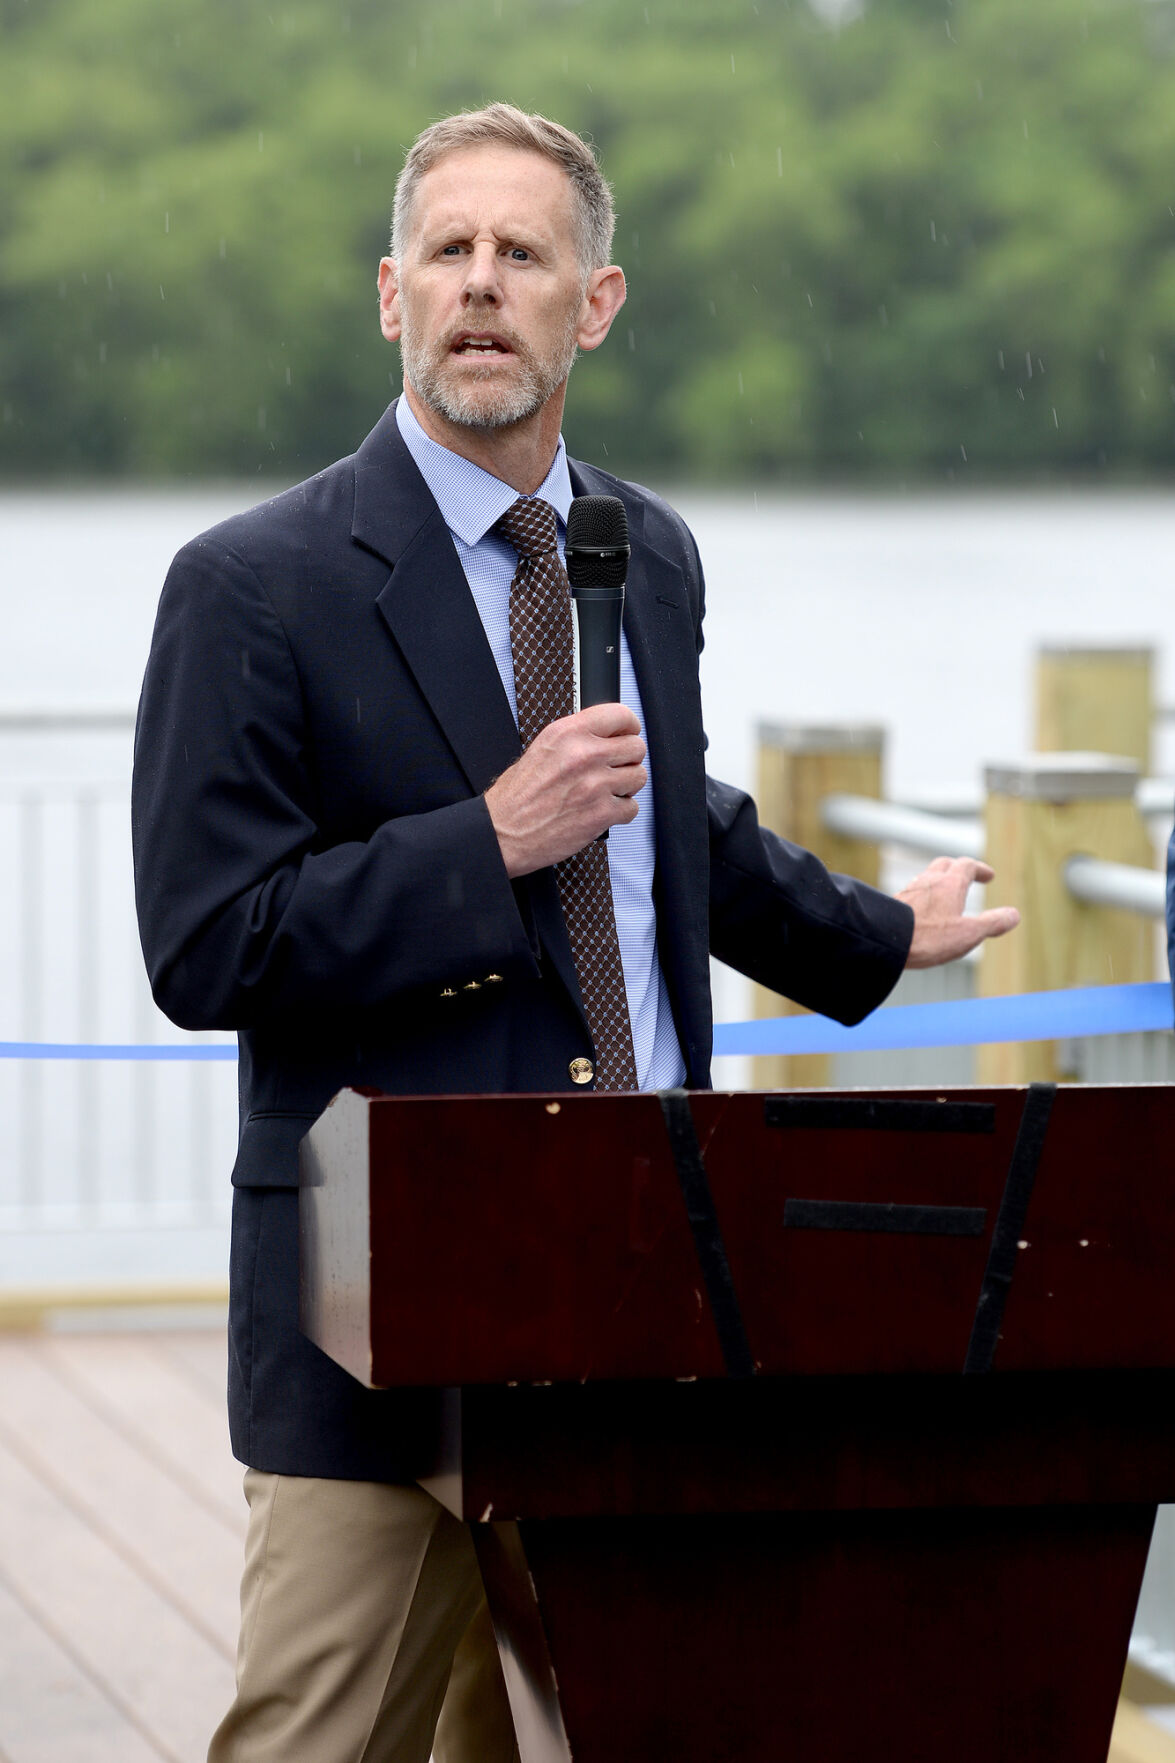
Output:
[658, 1089, 756, 1380]
[765, 1096, 996, 1134]
[963, 1082, 1056, 1375]
[784, 1199, 987, 1237]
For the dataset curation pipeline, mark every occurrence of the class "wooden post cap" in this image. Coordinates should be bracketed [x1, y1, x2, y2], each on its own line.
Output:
[757, 722, 885, 755]
[1036, 644, 1153, 663]
[984, 754, 1140, 803]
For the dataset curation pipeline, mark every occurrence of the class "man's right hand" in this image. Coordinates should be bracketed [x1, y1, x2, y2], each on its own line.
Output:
[486, 704, 648, 879]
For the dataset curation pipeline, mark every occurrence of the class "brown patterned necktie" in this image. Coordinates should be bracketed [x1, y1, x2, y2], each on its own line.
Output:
[495, 496, 638, 1092]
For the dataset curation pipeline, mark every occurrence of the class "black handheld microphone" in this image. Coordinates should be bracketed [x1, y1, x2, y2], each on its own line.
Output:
[565, 494, 629, 708]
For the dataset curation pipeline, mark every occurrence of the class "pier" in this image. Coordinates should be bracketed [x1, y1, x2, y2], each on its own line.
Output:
[1, 642, 1174, 1758]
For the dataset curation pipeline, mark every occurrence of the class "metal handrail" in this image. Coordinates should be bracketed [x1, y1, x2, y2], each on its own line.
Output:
[821, 794, 984, 860]
[825, 784, 1174, 855]
[821, 793, 1166, 920]
[886, 778, 1175, 822]
[1064, 856, 1166, 917]
[1137, 777, 1175, 819]
[0, 707, 136, 731]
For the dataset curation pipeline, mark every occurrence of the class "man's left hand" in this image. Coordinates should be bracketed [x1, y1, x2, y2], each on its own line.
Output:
[897, 857, 1020, 969]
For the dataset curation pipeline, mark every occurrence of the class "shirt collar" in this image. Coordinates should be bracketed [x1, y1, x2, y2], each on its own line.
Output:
[395, 395, 573, 545]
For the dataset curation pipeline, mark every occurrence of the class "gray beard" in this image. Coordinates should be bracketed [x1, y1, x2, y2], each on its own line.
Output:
[399, 311, 579, 433]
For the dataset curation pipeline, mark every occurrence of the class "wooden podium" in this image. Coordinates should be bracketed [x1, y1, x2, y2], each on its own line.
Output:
[299, 1083, 1175, 1762]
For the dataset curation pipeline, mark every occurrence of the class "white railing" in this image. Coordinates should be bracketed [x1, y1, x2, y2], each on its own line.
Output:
[1064, 855, 1166, 917]
[0, 752, 236, 1292]
[885, 775, 1174, 825]
[822, 794, 983, 861]
[821, 794, 1166, 918]
[0, 707, 137, 732]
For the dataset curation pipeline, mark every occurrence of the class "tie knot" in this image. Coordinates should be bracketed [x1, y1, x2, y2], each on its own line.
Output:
[495, 496, 559, 562]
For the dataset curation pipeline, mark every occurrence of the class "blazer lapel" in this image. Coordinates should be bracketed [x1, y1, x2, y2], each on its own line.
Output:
[353, 408, 521, 796]
[354, 408, 585, 1017]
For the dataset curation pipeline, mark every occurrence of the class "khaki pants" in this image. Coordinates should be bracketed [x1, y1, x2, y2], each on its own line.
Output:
[208, 1471, 520, 1763]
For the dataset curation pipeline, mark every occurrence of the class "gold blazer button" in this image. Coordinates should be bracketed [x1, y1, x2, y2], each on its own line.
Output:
[568, 1057, 594, 1085]
[440, 987, 457, 999]
[463, 980, 482, 991]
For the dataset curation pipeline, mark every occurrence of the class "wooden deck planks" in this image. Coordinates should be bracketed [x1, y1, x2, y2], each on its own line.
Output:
[0, 1338, 244, 1649]
[0, 1323, 1171, 1761]
[156, 1330, 232, 1407]
[0, 1330, 240, 1763]
[0, 1576, 164, 1763]
[35, 1332, 244, 1526]
[1111, 1701, 1175, 1763]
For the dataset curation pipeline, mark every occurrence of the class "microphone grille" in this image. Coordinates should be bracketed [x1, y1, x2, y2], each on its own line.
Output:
[566, 494, 629, 550]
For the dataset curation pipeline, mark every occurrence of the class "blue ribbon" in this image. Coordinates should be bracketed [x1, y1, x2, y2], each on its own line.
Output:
[0, 982, 1169, 1062]
[712, 981, 1173, 1058]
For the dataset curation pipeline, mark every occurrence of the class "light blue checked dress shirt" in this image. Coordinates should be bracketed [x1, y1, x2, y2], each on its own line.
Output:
[396, 397, 687, 1091]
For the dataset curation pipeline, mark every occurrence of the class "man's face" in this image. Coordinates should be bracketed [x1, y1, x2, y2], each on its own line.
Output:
[380, 145, 593, 433]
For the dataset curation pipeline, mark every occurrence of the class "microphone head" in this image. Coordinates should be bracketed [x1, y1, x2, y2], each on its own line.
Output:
[565, 494, 629, 593]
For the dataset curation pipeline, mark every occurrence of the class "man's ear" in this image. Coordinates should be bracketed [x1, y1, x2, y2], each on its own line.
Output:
[576, 266, 626, 354]
[378, 258, 401, 343]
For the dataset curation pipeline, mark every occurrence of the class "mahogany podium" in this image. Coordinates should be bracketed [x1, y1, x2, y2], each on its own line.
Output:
[299, 1083, 1175, 1762]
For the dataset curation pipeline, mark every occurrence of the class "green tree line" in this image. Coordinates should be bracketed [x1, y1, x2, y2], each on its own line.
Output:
[3, 0, 1175, 483]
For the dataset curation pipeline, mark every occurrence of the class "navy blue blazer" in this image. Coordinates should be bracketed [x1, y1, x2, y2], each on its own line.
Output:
[133, 403, 913, 1479]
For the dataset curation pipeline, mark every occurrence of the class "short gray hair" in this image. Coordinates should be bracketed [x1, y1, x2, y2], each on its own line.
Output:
[391, 103, 615, 272]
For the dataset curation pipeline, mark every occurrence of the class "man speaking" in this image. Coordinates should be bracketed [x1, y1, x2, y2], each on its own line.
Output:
[133, 103, 1018, 1763]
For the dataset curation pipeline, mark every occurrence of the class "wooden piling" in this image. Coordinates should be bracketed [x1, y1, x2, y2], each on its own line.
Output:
[1035, 646, 1154, 775]
[977, 754, 1154, 1085]
[751, 723, 884, 1090]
